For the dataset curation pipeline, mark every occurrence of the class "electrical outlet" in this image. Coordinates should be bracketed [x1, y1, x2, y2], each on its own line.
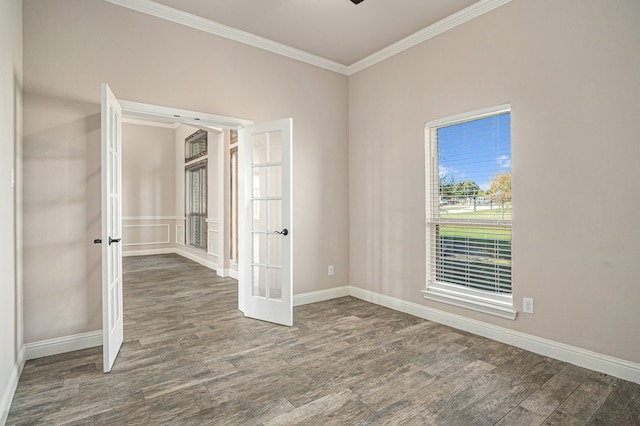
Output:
[328, 265, 334, 276]
[523, 297, 534, 314]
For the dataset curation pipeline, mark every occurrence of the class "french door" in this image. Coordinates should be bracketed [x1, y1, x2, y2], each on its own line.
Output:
[100, 84, 124, 372]
[100, 90, 293, 374]
[239, 119, 293, 326]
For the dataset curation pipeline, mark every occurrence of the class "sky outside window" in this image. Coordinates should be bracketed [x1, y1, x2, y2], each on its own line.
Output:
[438, 113, 511, 192]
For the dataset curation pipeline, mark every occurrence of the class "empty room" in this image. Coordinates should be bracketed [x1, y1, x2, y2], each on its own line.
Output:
[1, 0, 640, 424]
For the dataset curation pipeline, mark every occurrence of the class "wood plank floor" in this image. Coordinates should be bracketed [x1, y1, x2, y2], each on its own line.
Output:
[7, 254, 640, 425]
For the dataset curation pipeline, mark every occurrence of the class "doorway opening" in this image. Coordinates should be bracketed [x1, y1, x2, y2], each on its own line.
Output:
[119, 99, 250, 277]
[101, 87, 294, 372]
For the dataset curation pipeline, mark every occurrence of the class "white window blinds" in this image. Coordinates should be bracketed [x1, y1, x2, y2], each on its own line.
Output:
[427, 107, 512, 296]
[186, 162, 207, 250]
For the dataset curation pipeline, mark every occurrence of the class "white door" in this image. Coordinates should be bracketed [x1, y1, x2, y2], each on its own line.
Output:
[100, 84, 124, 372]
[239, 118, 293, 326]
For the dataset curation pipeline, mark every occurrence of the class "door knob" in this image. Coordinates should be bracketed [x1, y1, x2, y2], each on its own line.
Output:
[274, 229, 288, 236]
[109, 237, 122, 245]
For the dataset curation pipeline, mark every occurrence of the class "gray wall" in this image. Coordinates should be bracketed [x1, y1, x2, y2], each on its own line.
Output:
[22, 0, 350, 343]
[348, 0, 640, 363]
[121, 122, 177, 255]
[122, 123, 176, 219]
[18, 0, 640, 375]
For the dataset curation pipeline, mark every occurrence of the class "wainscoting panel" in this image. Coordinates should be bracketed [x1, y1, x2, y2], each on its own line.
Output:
[122, 224, 170, 246]
[176, 222, 185, 246]
[207, 229, 218, 257]
[122, 217, 176, 256]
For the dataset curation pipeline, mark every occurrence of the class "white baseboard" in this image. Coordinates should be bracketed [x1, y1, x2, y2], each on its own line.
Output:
[348, 286, 640, 385]
[123, 248, 174, 257]
[213, 268, 239, 280]
[124, 249, 225, 278]
[174, 248, 218, 271]
[0, 346, 25, 426]
[24, 330, 102, 360]
[294, 286, 350, 307]
[228, 269, 238, 280]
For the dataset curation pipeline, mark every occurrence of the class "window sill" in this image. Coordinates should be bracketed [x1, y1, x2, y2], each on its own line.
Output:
[422, 282, 517, 320]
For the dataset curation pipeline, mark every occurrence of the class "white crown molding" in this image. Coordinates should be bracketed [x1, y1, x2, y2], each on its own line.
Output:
[105, 0, 349, 75]
[348, 0, 512, 75]
[105, 0, 510, 77]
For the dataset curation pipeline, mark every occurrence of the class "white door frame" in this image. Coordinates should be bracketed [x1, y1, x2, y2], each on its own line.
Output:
[119, 100, 252, 129]
[119, 99, 252, 278]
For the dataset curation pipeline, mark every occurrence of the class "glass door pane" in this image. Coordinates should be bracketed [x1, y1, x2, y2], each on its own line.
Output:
[251, 129, 283, 301]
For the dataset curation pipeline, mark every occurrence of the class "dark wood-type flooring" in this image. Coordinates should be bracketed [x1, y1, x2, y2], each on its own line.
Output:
[7, 254, 640, 425]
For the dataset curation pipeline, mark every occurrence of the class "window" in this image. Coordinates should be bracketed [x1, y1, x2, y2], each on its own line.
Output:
[185, 129, 207, 161]
[185, 129, 208, 251]
[230, 130, 239, 263]
[186, 160, 207, 250]
[423, 105, 516, 319]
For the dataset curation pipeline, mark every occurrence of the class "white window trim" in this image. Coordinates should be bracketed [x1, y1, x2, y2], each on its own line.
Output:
[422, 281, 517, 320]
[185, 160, 208, 251]
[424, 104, 516, 320]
